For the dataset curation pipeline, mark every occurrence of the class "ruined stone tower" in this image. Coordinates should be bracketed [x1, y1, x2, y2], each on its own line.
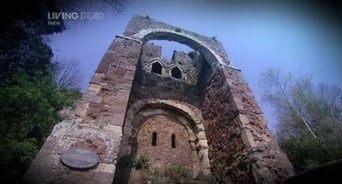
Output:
[24, 15, 294, 183]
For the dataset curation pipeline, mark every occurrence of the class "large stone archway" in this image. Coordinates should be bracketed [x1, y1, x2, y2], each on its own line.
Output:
[23, 15, 294, 184]
[136, 29, 226, 70]
[124, 15, 231, 68]
[119, 99, 210, 177]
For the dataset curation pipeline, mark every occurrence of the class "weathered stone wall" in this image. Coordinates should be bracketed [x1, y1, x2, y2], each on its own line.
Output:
[169, 50, 202, 84]
[23, 36, 143, 184]
[202, 66, 294, 183]
[22, 113, 123, 184]
[115, 43, 209, 178]
[197, 55, 214, 103]
[141, 42, 162, 60]
[136, 115, 195, 170]
[79, 36, 142, 124]
[131, 62, 202, 107]
[119, 99, 211, 178]
[141, 43, 202, 84]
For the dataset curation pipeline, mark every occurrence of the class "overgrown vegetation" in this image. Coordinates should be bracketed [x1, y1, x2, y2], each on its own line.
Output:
[134, 154, 150, 170]
[259, 68, 342, 172]
[208, 169, 222, 184]
[0, 73, 79, 179]
[117, 154, 151, 170]
[117, 154, 198, 184]
[164, 164, 192, 183]
[175, 27, 182, 33]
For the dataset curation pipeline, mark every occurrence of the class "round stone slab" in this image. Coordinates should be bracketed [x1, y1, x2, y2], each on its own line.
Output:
[60, 148, 99, 169]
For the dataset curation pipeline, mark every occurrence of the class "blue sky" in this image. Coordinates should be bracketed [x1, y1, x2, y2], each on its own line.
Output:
[48, 0, 341, 132]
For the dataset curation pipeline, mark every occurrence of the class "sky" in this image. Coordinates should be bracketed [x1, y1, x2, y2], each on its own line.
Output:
[48, 0, 342, 132]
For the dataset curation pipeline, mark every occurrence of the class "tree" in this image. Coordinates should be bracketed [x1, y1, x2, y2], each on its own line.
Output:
[53, 57, 82, 89]
[0, 0, 129, 181]
[259, 68, 342, 172]
[0, 73, 79, 182]
[0, 0, 128, 81]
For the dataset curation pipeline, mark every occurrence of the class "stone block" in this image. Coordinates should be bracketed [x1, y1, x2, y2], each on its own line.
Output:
[88, 83, 102, 94]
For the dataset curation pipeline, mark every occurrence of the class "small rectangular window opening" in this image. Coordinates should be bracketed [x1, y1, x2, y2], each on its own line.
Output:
[152, 132, 157, 146]
[171, 134, 176, 148]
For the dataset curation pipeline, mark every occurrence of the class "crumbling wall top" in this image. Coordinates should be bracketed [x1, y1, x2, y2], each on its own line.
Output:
[123, 15, 231, 67]
[140, 43, 202, 84]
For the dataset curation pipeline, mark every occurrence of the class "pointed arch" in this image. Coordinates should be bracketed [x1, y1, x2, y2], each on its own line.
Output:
[171, 66, 182, 79]
[151, 61, 162, 74]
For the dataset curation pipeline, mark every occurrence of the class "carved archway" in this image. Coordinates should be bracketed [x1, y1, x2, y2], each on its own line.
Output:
[120, 99, 210, 176]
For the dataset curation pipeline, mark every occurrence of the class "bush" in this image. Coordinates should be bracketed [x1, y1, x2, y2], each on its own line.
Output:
[166, 164, 192, 183]
[280, 135, 342, 172]
[134, 155, 150, 170]
[151, 172, 165, 184]
[175, 27, 182, 33]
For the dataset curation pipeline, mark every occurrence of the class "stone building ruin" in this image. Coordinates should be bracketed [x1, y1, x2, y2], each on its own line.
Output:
[23, 15, 294, 183]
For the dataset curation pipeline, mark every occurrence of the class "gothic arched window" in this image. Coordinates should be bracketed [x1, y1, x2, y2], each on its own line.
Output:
[151, 62, 162, 74]
[171, 67, 182, 79]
